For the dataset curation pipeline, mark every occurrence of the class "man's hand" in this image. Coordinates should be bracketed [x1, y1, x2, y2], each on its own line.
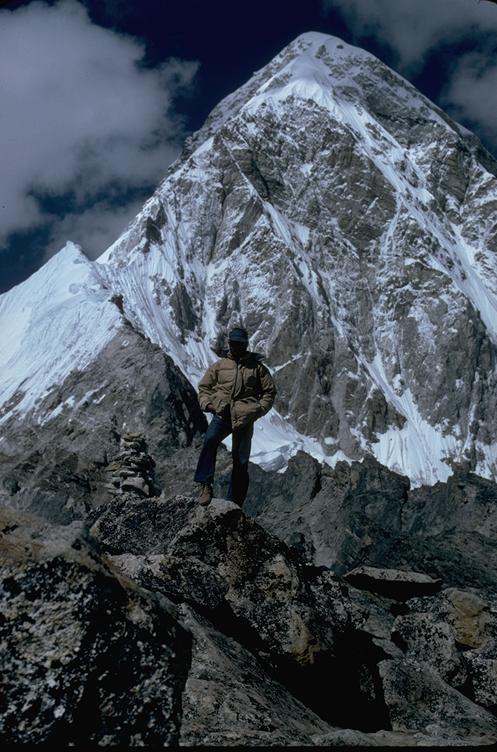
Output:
[205, 403, 216, 414]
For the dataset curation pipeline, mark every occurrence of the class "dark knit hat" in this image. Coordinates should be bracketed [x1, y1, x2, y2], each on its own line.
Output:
[228, 327, 249, 343]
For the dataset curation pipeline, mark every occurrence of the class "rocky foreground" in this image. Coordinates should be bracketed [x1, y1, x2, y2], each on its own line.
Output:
[2, 480, 497, 746]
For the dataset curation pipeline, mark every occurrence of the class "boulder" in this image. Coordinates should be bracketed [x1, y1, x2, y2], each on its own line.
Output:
[379, 658, 497, 738]
[400, 588, 497, 708]
[446, 589, 492, 649]
[464, 653, 497, 711]
[178, 605, 333, 746]
[344, 565, 442, 600]
[391, 612, 466, 687]
[91, 494, 387, 730]
[0, 506, 190, 745]
[88, 493, 198, 555]
[109, 552, 229, 612]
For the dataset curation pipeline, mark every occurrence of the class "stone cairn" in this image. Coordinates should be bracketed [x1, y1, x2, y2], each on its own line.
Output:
[105, 432, 157, 498]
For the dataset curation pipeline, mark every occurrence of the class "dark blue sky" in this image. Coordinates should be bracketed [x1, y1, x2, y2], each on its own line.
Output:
[1, 0, 496, 293]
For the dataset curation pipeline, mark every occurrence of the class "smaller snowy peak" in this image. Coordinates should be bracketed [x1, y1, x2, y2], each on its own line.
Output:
[53, 240, 86, 260]
[0, 242, 97, 336]
[0, 241, 122, 424]
[0, 241, 88, 301]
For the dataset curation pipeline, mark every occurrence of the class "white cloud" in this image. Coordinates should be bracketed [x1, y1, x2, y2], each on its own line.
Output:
[323, 0, 497, 152]
[0, 0, 197, 252]
[324, 0, 497, 69]
[44, 198, 146, 261]
[443, 53, 497, 144]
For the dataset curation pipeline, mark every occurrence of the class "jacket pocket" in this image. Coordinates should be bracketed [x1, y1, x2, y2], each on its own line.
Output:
[232, 397, 262, 428]
[212, 395, 227, 414]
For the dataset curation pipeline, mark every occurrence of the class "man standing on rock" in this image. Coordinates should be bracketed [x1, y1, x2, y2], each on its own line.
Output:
[194, 327, 276, 507]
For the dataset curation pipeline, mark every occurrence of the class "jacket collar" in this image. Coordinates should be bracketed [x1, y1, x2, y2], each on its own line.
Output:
[217, 349, 264, 364]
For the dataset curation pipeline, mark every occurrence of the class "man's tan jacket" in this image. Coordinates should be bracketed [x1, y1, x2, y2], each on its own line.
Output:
[197, 351, 276, 431]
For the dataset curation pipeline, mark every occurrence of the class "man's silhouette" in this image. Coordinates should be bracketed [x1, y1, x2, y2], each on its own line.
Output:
[194, 327, 276, 506]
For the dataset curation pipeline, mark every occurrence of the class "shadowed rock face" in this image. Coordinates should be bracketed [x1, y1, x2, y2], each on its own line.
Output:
[244, 452, 410, 571]
[0, 325, 206, 525]
[243, 451, 497, 595]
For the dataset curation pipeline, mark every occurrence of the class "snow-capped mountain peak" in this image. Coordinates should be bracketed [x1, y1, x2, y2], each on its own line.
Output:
[2, 32, 497, 487]
[0, 242, 121, 424]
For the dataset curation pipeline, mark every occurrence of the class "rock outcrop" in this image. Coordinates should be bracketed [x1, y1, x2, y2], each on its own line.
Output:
[89, 488, 497, 744]
[2, 479, 497, 746]
[0, 506, 190, 746]
[246, 452, 497, 595]
[344, 566, 443, 601]
[0, 325, 206, 524]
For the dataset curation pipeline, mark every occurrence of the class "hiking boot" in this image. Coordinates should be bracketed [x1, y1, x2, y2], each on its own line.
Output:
[198, 482, 213, 506]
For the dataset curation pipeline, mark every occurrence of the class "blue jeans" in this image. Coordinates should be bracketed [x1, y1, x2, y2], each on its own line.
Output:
[194, 412, 254, 505]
